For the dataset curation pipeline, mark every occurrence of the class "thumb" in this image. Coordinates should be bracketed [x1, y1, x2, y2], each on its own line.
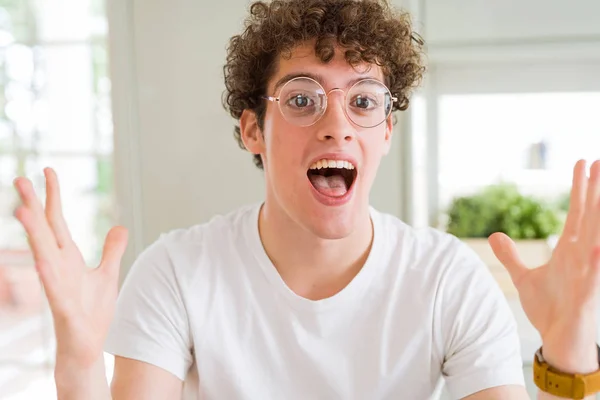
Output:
[99, 226, 129, 278]
[488, 232, 528, 285]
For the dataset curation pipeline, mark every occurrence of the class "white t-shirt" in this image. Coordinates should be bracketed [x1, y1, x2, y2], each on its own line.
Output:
[104, 203, 525, 399]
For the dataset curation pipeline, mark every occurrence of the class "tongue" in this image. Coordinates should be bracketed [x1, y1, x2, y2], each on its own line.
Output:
[309, 174, 348, 197]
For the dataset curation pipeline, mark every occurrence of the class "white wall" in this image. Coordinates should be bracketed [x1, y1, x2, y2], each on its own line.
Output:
[425, 0, 600, 44]
[108, 0, 407, 274]
[109, 0, 258, 273]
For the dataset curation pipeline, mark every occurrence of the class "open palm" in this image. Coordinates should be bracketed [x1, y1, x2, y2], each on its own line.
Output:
[13, 168, 128, 368]
[489, 159, 600, 339]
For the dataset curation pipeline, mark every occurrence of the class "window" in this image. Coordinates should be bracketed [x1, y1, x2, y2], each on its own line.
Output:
[406, 61, 600, 229]
[437, 91, 600, 217]
[0, 0, 114, 397]
[0, 0, 113, 264]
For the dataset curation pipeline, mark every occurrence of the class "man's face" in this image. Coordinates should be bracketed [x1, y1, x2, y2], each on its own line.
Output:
[243, 42, 393, 239]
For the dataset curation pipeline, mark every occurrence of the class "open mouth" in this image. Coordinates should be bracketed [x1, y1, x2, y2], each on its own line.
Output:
[307, 159, 358, 198]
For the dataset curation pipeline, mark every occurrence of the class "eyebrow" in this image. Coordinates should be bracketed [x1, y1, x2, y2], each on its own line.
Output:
[272, 72, 382, 94]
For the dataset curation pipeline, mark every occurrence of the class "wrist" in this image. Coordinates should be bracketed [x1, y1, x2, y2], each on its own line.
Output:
[54, 356, 110, 400]
[54, 320, 106, 370]
[541, 316, 599, 374]
[541, 343, 598, 375]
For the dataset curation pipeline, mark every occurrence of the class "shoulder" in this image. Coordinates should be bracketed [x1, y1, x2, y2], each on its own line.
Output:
[372, 208, 478, 275]
[371, 208, 502, 308]
[369, 209, 521, 390]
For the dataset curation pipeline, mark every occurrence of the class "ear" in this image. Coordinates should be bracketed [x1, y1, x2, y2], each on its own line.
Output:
[240, 109, 265, 155]
[381, 115, 394, 156]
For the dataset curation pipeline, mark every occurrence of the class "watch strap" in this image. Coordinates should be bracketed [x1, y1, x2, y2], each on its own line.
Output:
[533, 346, 600, 399]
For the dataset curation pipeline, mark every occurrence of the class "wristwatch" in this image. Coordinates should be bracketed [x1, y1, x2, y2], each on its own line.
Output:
[533, 345, 600, 399]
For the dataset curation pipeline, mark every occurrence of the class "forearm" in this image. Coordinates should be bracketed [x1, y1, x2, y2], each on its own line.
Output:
[54, 356, 112, 400]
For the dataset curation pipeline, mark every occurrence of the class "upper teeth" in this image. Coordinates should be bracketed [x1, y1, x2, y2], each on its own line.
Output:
[309, 159, 355, 170]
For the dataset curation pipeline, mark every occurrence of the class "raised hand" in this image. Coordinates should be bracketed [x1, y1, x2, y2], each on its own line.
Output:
[489, 159, 600, 373]
[13, 167, 128, 368]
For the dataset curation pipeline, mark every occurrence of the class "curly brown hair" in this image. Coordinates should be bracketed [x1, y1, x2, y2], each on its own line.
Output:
[222, 0, 426, 169]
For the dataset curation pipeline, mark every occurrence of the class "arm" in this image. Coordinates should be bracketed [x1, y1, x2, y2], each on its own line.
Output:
[54, 357, 111, 400]
[52, 356, 183, 400]
[110, 356, 184, 399]
[463, 385, 529, 399]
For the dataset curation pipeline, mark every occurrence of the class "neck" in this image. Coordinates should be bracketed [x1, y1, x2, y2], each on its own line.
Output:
[257, 200, 374, 300]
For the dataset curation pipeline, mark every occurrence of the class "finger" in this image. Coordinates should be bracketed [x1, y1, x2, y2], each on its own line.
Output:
[488, 232, 529, 285]
[44, 168, 73, 248]
[560, 159, 588, 241]
[14, 177, 47, 217]
[14, 206, 60, 283]
[13, 179, 61, 263]
[582, 160, 600, 252]
[98, 226, 129, 280]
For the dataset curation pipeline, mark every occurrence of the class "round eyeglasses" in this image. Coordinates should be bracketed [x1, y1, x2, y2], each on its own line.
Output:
[262, 77, 398, 128]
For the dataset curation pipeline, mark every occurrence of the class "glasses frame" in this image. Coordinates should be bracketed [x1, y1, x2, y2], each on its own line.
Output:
[262, 77, 398, 128]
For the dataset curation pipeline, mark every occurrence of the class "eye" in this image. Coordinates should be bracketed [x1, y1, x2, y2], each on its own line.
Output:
[351, 94, 379, 110]
[287, 94, 314, 108]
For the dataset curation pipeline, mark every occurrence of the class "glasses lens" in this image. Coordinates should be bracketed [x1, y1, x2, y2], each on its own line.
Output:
[279, 78, 326, 126]
[346, 80, 392, 128]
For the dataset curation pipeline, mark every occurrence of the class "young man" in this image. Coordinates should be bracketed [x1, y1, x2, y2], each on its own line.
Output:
[11, 0, 600, 399]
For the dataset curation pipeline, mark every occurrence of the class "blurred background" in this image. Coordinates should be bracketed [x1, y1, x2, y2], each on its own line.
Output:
[0, 0, 598, 398]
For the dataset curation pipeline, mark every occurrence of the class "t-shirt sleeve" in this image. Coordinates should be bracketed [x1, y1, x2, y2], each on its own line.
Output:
[104, 235, 193, 381]
[438, 239, 526, 399]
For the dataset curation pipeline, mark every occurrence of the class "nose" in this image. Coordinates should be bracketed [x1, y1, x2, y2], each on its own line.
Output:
[316, 89, 356, 143]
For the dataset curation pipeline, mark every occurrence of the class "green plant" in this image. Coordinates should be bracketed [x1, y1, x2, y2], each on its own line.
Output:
[446, 183, 562, 239]
[555, 191, 570, 213]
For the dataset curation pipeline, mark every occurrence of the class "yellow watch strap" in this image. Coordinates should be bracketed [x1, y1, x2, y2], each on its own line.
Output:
[533, 347, 600, 399]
